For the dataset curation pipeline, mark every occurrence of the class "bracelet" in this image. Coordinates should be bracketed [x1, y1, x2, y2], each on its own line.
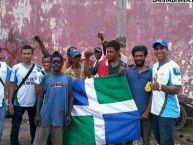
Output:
[158, 83, 162, 91]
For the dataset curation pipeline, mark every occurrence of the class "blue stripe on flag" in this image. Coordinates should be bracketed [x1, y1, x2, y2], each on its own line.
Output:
[103, 111, 141, 144]
[73, 80, 89, 105]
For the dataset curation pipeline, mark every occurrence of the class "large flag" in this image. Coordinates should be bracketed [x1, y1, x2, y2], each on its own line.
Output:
[64, 75, 140, 145]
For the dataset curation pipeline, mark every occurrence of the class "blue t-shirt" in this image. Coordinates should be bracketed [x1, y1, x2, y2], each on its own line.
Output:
[125, 66, 152, 114]
[40, 73, 72, 127]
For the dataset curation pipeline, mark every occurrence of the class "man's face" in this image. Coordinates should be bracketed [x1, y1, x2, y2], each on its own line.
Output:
[153, 44, 168, 62]
[51, 57, 63, 72]
[21, 49, 33, 64]
[42, 57, 51, 72]
[107, 47, 119, 61]
[94, 51, 102, 60]
[133, 51, 146, 67]
[72, 55, 81, 65]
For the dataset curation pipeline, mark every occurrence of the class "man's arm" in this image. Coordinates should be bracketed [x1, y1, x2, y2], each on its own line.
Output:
[65, 78, 74, 126]
[35, 84, 44, 126]
[150, 81, 181, 94]
[8, 82, 16, 114]
[97, 33, 107, 55]
[34, 36, 50, 57]
[67, 95, 74, 117]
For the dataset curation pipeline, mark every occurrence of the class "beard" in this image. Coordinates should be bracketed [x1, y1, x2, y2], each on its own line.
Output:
[135, 60, 145, 67]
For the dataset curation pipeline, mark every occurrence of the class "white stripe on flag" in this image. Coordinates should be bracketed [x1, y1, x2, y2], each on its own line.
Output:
[85, 78, 106, 145]
[72, 100, 138, 116]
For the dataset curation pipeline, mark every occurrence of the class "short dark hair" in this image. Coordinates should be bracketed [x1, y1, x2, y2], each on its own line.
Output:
[106, 40, 120, 51]
[21, 45, 34, 53]
[50, 51, 64, 63]
[42, 55, 50, 61]
[132, 45, 148, 57]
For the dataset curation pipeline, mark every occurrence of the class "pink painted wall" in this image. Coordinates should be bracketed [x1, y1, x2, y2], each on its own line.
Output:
[0, 0, 193, 98]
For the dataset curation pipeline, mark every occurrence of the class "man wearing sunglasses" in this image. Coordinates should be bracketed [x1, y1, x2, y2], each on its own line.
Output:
[33, 51, 73, 145]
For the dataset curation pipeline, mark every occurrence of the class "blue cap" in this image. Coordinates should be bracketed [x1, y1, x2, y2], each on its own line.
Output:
[67, 47, 77, 57]
[70, 49, 81, 58]
[153, 39, 168, 48]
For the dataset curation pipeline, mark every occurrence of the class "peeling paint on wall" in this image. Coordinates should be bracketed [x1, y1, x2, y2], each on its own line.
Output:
[0, 0, 193, 98]
[49, 18, 56, 29]
[0, 28, 9, 39]
[41, 0, 54, 14]
[12, 0, 32, 33]
[0, 0, 6, 18]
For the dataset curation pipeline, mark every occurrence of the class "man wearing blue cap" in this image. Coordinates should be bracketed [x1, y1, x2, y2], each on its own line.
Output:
[64, 49, 85, 79]
[150, 39, 182, 145]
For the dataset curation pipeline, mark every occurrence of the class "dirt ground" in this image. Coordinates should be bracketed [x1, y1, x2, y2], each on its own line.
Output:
[1, 112, 193, 145]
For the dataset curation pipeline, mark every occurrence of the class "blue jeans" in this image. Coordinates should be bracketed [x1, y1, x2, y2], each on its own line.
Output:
[152, 114, 177, 145]
[0, 105, 6, 143]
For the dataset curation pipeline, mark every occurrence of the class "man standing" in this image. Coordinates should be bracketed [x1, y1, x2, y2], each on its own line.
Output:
[84, 40, 126, 77]
[0, 59, 11, 143]
[33, 51, 73, 145]
[8, 45, 42, 145]
[125, 45, 152, 145]
[150, 39, 182, 145]
[41, 56, 52, 74]
[65, 49, 85, 79]
[90, 47, 103, 76]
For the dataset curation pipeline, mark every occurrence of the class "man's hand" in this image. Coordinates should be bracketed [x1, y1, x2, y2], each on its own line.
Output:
[84, 51, 93, 59]
[150, 82, 159, 91]
[8, 104, 14, 115]
[34, 36, 41, 43]
[118, 66, 127, 74]
[97, 33, 104, 40]
[140, 111, 149, 120]
[35, 114, 41, 126]
[118, 63, 127, 74]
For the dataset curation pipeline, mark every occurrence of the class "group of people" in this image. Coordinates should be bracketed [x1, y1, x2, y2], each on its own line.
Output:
[0, 36, 182, 145]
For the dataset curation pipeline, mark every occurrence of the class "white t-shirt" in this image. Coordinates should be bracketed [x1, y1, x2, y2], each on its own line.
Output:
[0, 61, 11, 107]
[151, 60, 182, 118]
[35, 67, 46, 85]
[10, 63, 42, 107]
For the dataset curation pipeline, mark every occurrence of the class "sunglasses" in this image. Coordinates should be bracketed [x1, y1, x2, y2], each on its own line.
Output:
[52, 60, 62, 64]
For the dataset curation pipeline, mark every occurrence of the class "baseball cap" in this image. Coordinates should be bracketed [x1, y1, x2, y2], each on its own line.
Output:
[94, 47, 102, 53]
[67, 47, 77, 57]
[153, 39, 168, 49]
[70, 49, 81, 58]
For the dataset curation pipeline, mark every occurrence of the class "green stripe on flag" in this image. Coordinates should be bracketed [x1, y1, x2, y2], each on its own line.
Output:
[94, 75, 133, 104]
[64, 116, 95, 145]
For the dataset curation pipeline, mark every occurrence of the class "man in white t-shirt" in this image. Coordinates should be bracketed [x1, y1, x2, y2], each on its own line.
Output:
[150, 39, 182, 145]
[0, 60, 11, 143]
[8, 45, 43, 145]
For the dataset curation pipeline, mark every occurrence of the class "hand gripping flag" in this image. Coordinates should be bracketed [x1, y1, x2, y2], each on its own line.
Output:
[64, 75, 140, 145]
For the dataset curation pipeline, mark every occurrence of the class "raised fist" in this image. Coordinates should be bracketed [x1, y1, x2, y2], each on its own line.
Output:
[34, 36, 41, 42]
[97, 33, 104, 40]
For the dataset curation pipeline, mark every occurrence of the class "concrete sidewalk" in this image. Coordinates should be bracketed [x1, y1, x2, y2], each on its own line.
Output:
[2, 112, 193, 145]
